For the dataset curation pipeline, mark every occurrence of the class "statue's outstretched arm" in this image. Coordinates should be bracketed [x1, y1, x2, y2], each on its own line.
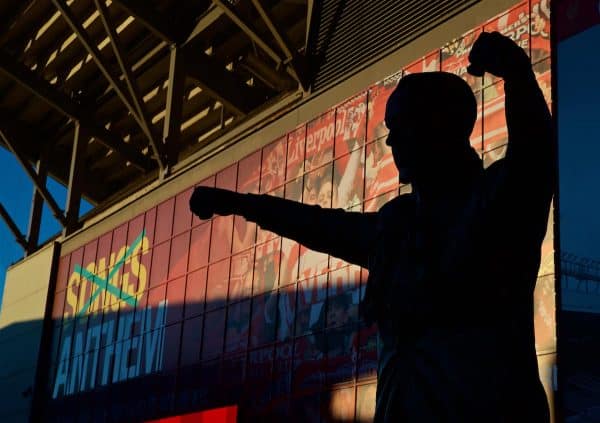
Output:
[190, 187, 377, 268]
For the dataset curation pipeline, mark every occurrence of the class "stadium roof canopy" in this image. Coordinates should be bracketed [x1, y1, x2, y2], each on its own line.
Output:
[0, 0, 311, 249]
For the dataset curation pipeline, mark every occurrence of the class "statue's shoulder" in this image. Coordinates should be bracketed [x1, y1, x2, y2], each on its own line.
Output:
[376, 193, 416, 232]
[378, 192, 415, 216]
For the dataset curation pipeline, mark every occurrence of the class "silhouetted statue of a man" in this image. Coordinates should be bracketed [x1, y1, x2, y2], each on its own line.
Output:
[190, 33, 553, 422]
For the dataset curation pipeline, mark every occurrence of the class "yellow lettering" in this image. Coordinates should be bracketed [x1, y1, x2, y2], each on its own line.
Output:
[63, 231, 150, 318]
[64, 272, 79, 319]
[130, 236, 149, 295]
[108, 247, 126, 312]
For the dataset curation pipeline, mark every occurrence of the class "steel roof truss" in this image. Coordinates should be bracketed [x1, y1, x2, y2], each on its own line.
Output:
[0, 50, 153, 172]
[0, 127, 67, 228]
[52, 0, 166, 170]
[0, 203, 29, 252]
[212, 0, 283, 66]
[250, 0, 308, 90]
[26, 154, 48, 254]
[162, 46, 185, 175]
[63, 122, 87, 236]
[94, 0, 167, 170]
[112, 0, 183, 44]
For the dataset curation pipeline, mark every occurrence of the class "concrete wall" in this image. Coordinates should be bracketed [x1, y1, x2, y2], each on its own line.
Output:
[0, 243, 56, 422]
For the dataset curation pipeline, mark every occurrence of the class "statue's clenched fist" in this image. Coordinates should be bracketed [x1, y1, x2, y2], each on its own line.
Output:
[467, 31, 531, 80]
[189, 186, 239, 219]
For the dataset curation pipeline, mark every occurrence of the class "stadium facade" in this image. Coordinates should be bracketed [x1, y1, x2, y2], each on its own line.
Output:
[1, 0, 599, 421]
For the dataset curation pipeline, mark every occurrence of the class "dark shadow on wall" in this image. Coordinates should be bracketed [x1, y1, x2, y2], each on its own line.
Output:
[11, 275, 379, 422]
[4, 253, 595, 422]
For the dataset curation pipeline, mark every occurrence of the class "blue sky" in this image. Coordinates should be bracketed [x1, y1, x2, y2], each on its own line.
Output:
[0, 146, 91, 311]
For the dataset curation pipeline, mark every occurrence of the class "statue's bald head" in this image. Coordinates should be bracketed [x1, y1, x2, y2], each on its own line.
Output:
[386, 72, 477, 141]
[384, 72, 479, 184]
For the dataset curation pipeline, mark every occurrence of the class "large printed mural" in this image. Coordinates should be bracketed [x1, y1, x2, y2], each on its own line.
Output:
[45, 1, 552, 421]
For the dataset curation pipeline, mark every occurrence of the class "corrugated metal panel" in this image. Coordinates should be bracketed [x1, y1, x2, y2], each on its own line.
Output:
[309, 0, 481, 92]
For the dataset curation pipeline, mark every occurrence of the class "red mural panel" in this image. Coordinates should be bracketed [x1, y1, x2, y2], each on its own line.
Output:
[286, 126, 305, 181]
[276, 284, 296, 342]
[367, 71, 402, 143]
[225, 299, 251, 354]
[206, 258, 230, 310]
[188, 222, 210, 271]
[209, 215, 233, 263]
[150, 242, 170, 288]
[163, 323, 182, 371]
[233, 152, 261, 254]
[405, 51, 440, 74]
[305, 111, 335, 172]
[531, 0, 550, 63]
[184, 267, 207, 318]
[293, 335, 325, 393]
[296, 275, 327, 336]
[250, 291, 277, 348]
[335, 92, 367, 158]
[180, 315, 203, 367]
[333, 148, 365, 209]
[365, 139, 398, 200]
[169, 232, 190, 280]
[155, 198, 174, 244]
[166, 276, 186, 325]
[260, 137, 287, 193]
[325, 325, 358, 385]
[55, 254, 71, 295]
[441, 28, 483, 92]
[173, 188, 193, 236]
[229, 249, 254, 302]
[216, 164, 237, 191]
[254, 239, 281, 295]
[202, 309, 226, 360]
[302, 164, 332, 208]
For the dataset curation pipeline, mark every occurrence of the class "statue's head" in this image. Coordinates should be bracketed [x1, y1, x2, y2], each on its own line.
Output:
[385, 72, 479, 184]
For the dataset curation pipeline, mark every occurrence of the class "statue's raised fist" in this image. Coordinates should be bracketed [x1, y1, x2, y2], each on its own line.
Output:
[467, 31, 531, 80]
[189, 186, 239, 219]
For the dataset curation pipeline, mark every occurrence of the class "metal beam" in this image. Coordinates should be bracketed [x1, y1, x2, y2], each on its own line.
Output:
[182, 48, 262, 116]
[184, 6, 224, 45]
[250, 0, 309, 90]
[112, 0, 183, 44]
[0, 49, 154, 171]
[0, 129, 67, 227]
[251, 0, 293, 61]
[52, 0, 164, 169]
[306, 0, 314, 48]
[240, 52, 296, 91]
[26, 154, 48, 254]
[94, 0, 167, 170]
[212, 0, 283, 65]
[63, 122, 87, 236]
[0, 0, 38, 47]
[0, 203, 29, 251]
[162, 46, 186, 172]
